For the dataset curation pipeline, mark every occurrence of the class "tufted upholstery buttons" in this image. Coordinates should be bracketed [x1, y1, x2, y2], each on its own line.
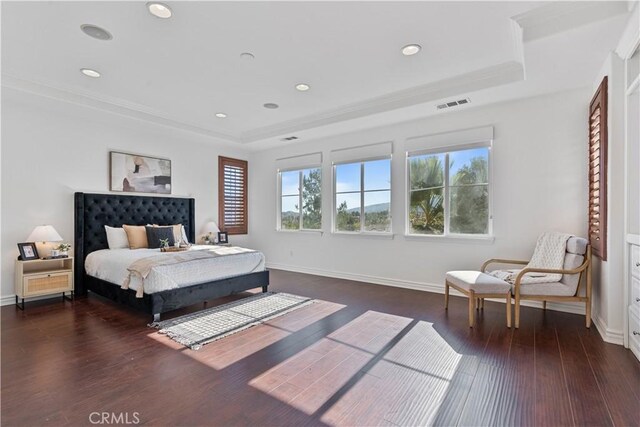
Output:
[78, 193, 194, 255]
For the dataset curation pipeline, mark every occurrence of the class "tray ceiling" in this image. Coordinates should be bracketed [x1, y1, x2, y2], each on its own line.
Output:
[1, 1, 632, 149]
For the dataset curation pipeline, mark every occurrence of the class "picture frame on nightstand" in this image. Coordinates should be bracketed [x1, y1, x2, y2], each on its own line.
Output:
[217, 231, 229, 244]
[17, 242, 39, 261]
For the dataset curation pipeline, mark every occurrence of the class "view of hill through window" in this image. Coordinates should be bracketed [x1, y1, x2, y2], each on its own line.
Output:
[279, 147, 488, 235]
[280, 168, 322, 230]
[335, 159, 391, 233]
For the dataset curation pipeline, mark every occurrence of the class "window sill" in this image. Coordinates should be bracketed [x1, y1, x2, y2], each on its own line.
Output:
[276, 229, 324, 235]
[331, 231, 394, 240]
[404, 234, 495, 244]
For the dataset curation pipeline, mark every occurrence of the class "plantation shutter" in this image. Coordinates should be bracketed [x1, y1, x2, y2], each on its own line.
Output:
[588, 77, 608, 260]
[218, 156, 248, 235]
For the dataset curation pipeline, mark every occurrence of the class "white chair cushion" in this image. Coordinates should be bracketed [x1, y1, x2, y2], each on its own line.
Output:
[517, 281, 576, 296]
[446, 271, 511, 294]
[559, 253, 584, 294]
[566, 237, 588, 255]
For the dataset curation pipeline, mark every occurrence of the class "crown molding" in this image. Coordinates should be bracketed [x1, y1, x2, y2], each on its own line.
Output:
[512, 1, 630, 42]
[3, 61, 524, 147]
[239, 61, 524, 143]
[615, 3, 639, 59]
[1, 74, 241, 144]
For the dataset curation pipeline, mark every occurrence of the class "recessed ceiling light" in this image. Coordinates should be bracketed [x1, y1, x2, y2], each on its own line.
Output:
[401, 44, 422, 56]
[147, 2, 172, 19]
[80, 68, 101, 78]
[295, 83, 310, 92]
[263, 103, 279, 109]
[80, 24, 112, 41]
[215, 113, 227, 118]
[240, 52, 255, 60]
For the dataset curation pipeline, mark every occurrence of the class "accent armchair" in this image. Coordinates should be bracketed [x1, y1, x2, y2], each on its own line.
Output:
[481, 237, 592, 329]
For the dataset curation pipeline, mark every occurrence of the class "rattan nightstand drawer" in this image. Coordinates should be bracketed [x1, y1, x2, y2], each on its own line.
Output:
[23, 272, 72, 296]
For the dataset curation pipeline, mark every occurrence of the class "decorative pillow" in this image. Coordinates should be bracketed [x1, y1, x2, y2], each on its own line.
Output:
[123, 225, 149, 249]
[180, 225, 190, 245]
[152, 224, 189, 245]
[145, 226, 175, 249]
[104, 226, 129, 249]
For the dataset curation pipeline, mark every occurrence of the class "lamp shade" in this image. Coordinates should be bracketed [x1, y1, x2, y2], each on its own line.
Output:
[27, 225, 63, 243]
[201, 221, 220, 235]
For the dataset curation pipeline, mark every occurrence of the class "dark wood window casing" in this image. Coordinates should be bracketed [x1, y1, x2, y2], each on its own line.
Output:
[218, 156, 248, 235]
[588, 77, 608, 260]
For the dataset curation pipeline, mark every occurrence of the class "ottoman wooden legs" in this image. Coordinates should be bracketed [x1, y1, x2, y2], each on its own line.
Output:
[445, 279, 512, 328]
[468, 290, 475, 327]
[445, 282, 450, 309]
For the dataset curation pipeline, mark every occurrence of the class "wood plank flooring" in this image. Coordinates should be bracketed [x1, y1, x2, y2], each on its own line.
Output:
[2, 269, 639, 426]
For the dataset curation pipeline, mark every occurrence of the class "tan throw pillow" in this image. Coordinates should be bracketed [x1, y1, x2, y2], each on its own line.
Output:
[123, 225, 148, 249]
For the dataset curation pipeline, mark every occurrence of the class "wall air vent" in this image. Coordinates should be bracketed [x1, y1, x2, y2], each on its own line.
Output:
[437, 98, 471, 110]
[281, 136, 299, 141]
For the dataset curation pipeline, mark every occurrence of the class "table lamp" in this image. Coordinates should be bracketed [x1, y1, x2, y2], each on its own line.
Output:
[27, 225, 63, 257]
[201, 221, 220, 244]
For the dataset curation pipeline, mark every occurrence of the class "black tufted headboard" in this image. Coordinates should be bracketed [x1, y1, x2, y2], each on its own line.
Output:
[74, 192, 195, 295]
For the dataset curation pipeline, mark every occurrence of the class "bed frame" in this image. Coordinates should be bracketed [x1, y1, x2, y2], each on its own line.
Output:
[74, 192, 269, 321]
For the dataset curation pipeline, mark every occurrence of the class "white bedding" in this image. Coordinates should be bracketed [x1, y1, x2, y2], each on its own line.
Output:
[85, 245, 265, 294]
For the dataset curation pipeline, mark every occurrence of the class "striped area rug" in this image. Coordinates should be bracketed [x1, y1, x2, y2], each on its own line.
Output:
[150, 292, 314, 350]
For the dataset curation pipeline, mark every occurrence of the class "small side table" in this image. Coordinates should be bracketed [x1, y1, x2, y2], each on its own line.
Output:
[15, 257, 74, 310]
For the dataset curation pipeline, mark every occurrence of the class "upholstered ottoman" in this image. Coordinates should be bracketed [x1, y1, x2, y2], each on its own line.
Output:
[445, 271, 512, 328]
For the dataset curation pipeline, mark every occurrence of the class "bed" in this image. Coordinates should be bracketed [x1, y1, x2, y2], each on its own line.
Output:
[74, 192, 269, 321]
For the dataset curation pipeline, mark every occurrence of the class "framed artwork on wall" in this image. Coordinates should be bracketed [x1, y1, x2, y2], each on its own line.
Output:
[110, 151, 171, 194]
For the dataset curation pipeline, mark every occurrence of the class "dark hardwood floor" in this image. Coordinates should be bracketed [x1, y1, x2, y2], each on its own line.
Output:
[2, 269, 639, 426]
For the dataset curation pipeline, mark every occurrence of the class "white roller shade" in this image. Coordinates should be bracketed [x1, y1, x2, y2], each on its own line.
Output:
[330, 141, 393, 164]
[405, 126, 493, 154]
[275, 152, 322, 171]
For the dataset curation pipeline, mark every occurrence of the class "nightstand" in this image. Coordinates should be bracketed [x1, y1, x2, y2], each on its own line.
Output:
[15, 257, 74, 310]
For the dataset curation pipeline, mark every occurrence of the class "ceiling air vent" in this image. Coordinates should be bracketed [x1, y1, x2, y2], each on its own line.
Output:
[281, 136, 299, 141]
[437, 98, 471, 110]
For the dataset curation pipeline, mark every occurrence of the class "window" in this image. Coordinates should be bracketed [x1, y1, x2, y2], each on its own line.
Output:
[407, 145, 490, 236]
[334, 158, 391, 233]
[589, 77, 608, 260]
[218, 156, 248, 235]
[278, 168, 322, 230]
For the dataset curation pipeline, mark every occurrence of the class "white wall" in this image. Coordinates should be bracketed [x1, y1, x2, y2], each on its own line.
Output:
[249, 88, 591, 313]
[0, 87, 250, 302]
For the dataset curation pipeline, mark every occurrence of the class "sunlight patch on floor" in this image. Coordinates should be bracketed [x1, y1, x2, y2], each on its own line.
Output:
[249, 311, 413, 415]
[322, 321, 462, 426]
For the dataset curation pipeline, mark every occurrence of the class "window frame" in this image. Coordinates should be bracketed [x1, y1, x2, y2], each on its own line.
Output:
[276, 166, 323, 232]
[332, 155, 393, 235]
[218, 156, 248, 235]
[405, 141, 493, 239]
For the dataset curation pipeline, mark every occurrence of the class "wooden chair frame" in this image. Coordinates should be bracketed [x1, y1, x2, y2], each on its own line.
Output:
[481, 245, 592, 329]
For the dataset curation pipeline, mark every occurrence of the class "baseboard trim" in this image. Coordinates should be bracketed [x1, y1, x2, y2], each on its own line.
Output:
[1, 295, 17, 306]
[592, 313, 624, 345]
[0, 293, 68, 307]
[266, 262, 587, 315]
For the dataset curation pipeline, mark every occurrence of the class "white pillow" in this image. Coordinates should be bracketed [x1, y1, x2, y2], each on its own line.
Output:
[181, 225, 190, 245]
[105, 225, 130, 249]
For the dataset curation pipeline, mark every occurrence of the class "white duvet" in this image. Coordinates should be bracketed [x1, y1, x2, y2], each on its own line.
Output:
[85, 245, 266, 294]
